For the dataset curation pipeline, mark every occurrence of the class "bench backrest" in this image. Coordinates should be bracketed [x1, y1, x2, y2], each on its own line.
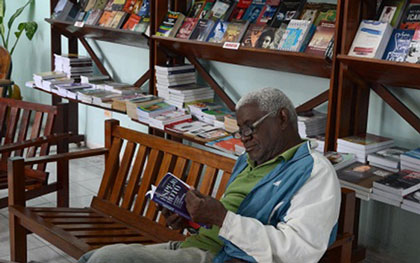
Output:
[0, 98, 58, 172]
[92, 120, 236, 227]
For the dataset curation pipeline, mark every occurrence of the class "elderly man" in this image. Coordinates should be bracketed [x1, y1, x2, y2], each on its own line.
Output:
[80, 87, 340, 263]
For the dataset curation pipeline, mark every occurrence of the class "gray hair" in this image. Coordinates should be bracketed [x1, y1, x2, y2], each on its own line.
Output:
[236, 87, 298, 130]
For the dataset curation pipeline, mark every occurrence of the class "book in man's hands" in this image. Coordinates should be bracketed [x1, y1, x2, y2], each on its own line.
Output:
[146, 173, 202, 229]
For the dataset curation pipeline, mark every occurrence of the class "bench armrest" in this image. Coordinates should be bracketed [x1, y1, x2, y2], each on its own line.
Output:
[22, 147, 109, 165]
[0, 133, 73, 154]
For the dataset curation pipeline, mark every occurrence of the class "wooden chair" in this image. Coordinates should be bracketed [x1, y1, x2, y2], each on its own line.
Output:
[0, 97, 71, 208]
[8, 119, 355, 263]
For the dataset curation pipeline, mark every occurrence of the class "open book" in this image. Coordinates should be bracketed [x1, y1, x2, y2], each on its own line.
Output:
[146, 172, 202, 229]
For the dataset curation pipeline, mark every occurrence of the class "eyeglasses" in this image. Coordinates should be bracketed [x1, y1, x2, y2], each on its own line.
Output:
[234, 111, 276, 139]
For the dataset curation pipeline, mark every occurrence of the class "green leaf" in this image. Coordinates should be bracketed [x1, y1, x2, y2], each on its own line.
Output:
[18, 22, 26, 31]
[0, 0, 5, 18]
[14, 27, 23, 38]
[7, 0, 33, 29]
[25, 21, 37, 40]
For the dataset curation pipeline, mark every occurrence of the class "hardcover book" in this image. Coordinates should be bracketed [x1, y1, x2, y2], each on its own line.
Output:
[348, 20, 393, 59]
[242, 24, 266, 47]
[373, 170, 420, 196]
[221, 20, 249, 43]
[405, 28, 420, 63]
[377, 0, 407, 27]
[156, 11, 186, 38]
[207, 20, 229, 43]
[400, 0, 420, 29]
[176, 18, 199, 39]
[382, 29, 414, 61]
[305, 21, 335, 55]
[189, 19, 216, 41]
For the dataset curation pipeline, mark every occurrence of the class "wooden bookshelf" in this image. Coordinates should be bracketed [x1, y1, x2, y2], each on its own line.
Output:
[46, 18, 149, 48]
[338, 55, 420, 90]
[153, 36, 332, 78]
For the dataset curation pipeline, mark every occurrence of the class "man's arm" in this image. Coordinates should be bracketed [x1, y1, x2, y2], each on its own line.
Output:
[218, 153, 341, 263]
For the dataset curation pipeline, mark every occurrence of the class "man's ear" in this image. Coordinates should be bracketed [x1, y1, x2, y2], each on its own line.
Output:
[279, 108, 289, 130]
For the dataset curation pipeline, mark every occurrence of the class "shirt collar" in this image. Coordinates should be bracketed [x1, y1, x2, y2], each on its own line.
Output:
[247, 141, 307, 169]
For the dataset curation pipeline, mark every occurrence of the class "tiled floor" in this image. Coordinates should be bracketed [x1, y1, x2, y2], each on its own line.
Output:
[0, 147, 105, 262]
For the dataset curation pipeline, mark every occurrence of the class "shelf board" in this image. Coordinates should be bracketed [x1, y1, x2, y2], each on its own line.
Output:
[338, 55, 420, 90]
[153, 36, 332, 78]
[46, 19, 149, 48]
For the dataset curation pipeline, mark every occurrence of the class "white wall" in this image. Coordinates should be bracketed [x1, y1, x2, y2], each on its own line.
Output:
[6, 1, 420, 262]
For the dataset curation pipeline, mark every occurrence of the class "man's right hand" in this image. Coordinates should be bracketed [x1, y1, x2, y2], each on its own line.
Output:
[160, 207, 189, 230]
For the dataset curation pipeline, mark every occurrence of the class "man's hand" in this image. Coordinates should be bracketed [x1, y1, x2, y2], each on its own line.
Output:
[160, 206, 189, 230]
[185, 190, 227, 228]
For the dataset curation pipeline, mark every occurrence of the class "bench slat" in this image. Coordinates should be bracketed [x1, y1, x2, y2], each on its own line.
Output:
[98, 137, 123, 199]
[58, 223, 127, 230]
[200, 167, 218, 196]
[70, 229, 140, 237]
[121, 145, 148, 210]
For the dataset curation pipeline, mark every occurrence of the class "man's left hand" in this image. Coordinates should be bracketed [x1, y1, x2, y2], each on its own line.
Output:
[185, 190, 227, 228]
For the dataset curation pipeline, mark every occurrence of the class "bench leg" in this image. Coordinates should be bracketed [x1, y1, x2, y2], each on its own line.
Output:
[9, 214, 27, 263]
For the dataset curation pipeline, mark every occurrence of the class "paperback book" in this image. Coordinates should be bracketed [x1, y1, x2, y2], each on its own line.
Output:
[176, 18, 199, 39]
[377, 0, 408, 27]
[241, 24, 266, 47]
[269, 0, 306, 28]
[382, 29, 414, 61]
[278, 19, 314, 52]
[156, 11, 186, 37]
[207, 20, 229, 43]
[367, 146, 408, 169]
[305, 21, 335, 56]
[221, 20, 249, 43]
[189, 19, 216, 41]
[405, 28, 420, 63]
[400, 0, 420, 29]
[373, 169, 420, 196]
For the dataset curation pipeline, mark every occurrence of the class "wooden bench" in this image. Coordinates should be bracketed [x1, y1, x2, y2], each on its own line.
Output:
[0, 98, 72, 208]
[8, 119, 355, 263]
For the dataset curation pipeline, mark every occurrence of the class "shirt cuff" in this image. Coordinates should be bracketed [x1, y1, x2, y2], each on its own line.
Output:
[219, 210, 236, 239]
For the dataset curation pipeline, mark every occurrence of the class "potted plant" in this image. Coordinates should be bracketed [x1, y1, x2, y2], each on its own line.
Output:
[0, 0, 37, 98]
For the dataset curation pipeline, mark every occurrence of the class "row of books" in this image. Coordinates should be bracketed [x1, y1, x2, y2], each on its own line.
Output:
[184, 0, 336, 28]
[348, 0, 420, 63]
[157, 9, 335, 55]
[52, 0, 150, 33]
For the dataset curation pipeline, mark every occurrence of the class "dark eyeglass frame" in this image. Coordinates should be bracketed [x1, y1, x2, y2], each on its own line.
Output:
[234, 111, 276, 139]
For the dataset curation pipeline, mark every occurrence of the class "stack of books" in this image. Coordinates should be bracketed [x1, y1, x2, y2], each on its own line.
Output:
[155, 64, 196, 101]
[197, 108, 233, 125]
[33, 71, 69, 92]
[372, 170, 420, 207]
[400, 148, 420, 172]
[297, 111, 327, 138]
[367, 146, 408, 172]
[337, 162, 394, 201]
[136, 102, 176, 123]
[401, 190, 420, 215]
[55, 82, 92, 98]
[125, 95, 163, 119]
[205, 136, 244, 156]
[324, 151, 357, 170]
[54, 54, 93, 80]
[337, 133, 394, 163]
[166, 84, 215, 109]
[148, 110, 192, 130]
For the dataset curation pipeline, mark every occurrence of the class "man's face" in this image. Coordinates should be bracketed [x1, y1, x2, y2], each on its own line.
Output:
[236, 103, 282, 165]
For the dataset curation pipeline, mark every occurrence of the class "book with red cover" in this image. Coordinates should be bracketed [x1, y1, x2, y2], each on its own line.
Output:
[123, 13, 141, 30]
[305, 21, 335, 55]
[205, 136, 244, 155]
[176, 18, 199, 39]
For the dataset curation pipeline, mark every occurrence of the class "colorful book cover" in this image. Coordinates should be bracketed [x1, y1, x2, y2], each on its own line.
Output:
[135, 16, 149, 33]
[242, 24, 266, 47]
[188, 0, 206, 18]
[400, 0, 420, 29]
[97, 10, 115, 27]
[207, 20, 229, 43]
[137, 0, 150, 17]
[221, 20, 249, 43]
[305, 21, 335, 55]
[405, 28, 420, 63]
[243, 3, 265, 23]
[85, 9, 103, 25]
[337, 162, 392, 190]
[205, 136, 244, 155]
[270, 24, 287, 49]
[156, 11, 185, 37]
[176, 18, 199, 39]
[256, 5, 278, 25]
[382, 29, 415, 61]
[255, 27, 276, 48]
[123, 0, 142, 14]
[109, 11, 127, 28]
[278, 19, 312, 51]
[146, 173, 201, 229]
[93, 0, 109, 10]
[189, 19, 216, 41]
[373, 170, 420, 196]
[229, 5, 248, 20]
[123, 13, 141, 30]
[377, 0, 407, 27]
[314, 8, 336, 26]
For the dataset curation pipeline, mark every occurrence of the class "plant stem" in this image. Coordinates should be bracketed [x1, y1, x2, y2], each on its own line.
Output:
[10, 33, 22, 55]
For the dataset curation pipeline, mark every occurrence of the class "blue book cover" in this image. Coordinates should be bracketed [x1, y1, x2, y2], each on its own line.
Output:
[382, 29, 415, 61]
[207, 20, 229, 43]
[243, 3, 265, 23]
[137, 0, 150, 17]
